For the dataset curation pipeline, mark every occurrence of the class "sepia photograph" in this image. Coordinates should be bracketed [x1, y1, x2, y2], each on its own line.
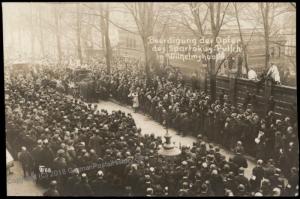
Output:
[3, 2, 298, 196]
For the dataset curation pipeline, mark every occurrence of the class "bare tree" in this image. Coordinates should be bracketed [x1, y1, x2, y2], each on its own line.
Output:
[80, 3, 112, 73]
[188, 3, 209, 37]
[183, 2, 229, 100]
[37, 4, 45, 58]
[76, 4, 83, 65]
[99, 4, 112, 74]
[29, 4, 36, 63]
[53, 4, 62, 64]
[233, 3, 249, 74]
[208, 2, 229, 101]
[260, 3, 271, 69]
[124, 3, 160, 77]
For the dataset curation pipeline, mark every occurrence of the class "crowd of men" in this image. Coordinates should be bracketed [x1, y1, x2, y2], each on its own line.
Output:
[75, 59, 298, 166]
[5, 58, 298, 196]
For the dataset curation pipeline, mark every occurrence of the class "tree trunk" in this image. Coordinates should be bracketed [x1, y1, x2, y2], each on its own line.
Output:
[209, 3, 218, 102]
[234, 3, 248, 74]
[265, 29, 270, 69]
[76, 4, 83, 65]
[104, 4, 112, 74]
[30, 4, 35, 63]
[143, 37, 150, 77]
[38, 8, 45, 58]
[209, 41, 217, 101]
[54, 5, 62, 64]
[99, 4, 112, 74]
[262, 3, 270, 69]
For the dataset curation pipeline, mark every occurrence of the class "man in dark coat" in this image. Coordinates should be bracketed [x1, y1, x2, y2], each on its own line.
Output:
[76, 173, 94, 196]
[232, 149, 248, 169]
[234, 168, 250, 194]
[31, 140, 44, 183]
[91, 170, 109, 196]
[251, 159, 265, 192]
[88, 131, 102, 155]
[269, 168, 285, 189]
[65, 168, 81, 196]
[210, 169, 225, 196]
[41, 139, 55, 168]
[18, 146, 33, 177]
[43, 180, 60, 196]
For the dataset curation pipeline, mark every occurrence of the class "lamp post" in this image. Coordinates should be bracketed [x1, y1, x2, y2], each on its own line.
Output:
[158, 120, 181, 157]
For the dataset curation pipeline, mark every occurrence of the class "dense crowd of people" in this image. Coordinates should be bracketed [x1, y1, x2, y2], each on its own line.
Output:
[5, 58, 298, 196]
[75, 58, 298, 165]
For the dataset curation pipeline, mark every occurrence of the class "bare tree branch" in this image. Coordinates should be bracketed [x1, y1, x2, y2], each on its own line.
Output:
[83, 3, 139, 35]
[215, 3, 230, 36]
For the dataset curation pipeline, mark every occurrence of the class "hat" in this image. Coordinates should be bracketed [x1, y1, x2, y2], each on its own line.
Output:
[228, 171, 234, 178]
[50, 180, 57, 186]
[225, 189, 234, 196]
[201, 183, 208, 192]
[90, 149, 96, 154]
[131, 164, 138, 170]
[272, 188, 281, 196]
[60, 143, 66, 148]
[145, 181, 151, 185]
[275, 168, 281, 175]
[144, 174, 150, 179]
[181, 182, 188, 190]
[231, 113, 237, 118]
[287, 126, 293, 132]
[237, 184, 245, 192]
[97, 170, 104, 177]
[254, 192, 263, 196]
[146, 187, 153, 194]
[72, 168, 79, 175]
[211, 169, 218, 175]
[79, 142, 85, 146]
[276, 119, 282, 125]
[257, 159, 263, 165]
[238, 167, 244, 174]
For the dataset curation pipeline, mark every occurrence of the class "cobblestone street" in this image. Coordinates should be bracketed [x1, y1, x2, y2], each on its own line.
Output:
[7, 161, 46, 196]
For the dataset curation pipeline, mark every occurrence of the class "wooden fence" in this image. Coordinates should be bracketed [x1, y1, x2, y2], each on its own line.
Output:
[205, 74, 297, 119]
